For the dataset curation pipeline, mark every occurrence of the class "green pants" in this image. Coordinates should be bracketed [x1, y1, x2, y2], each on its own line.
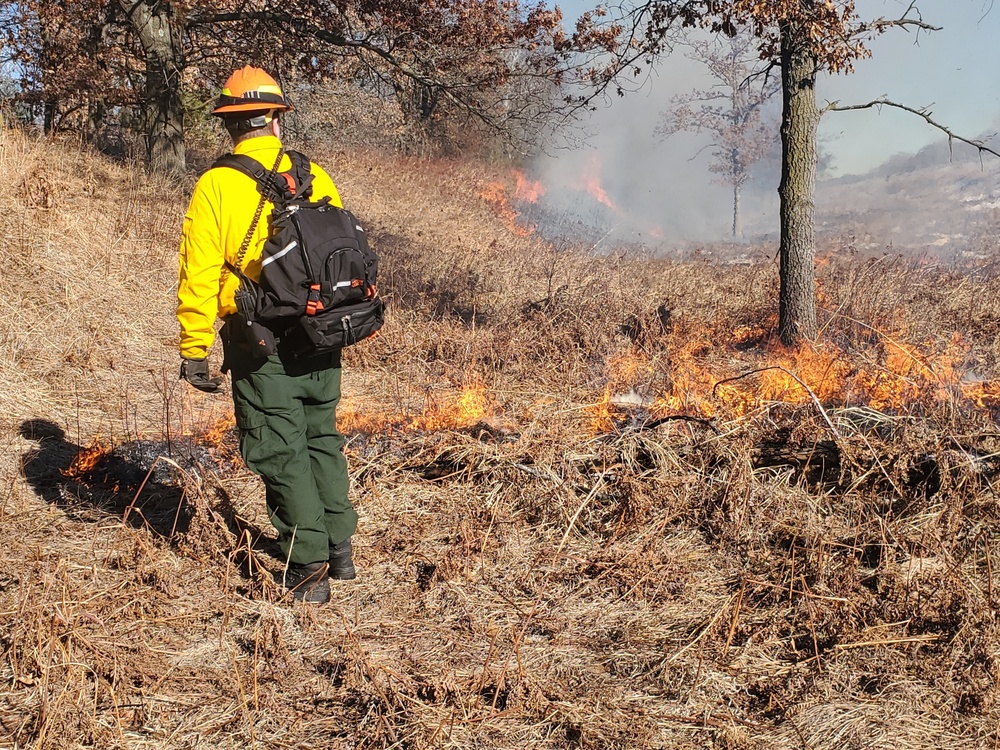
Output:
[225, 339, 357, 565]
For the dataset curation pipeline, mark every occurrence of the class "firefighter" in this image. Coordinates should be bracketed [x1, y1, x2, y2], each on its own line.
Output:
[177, 66, 357, 603]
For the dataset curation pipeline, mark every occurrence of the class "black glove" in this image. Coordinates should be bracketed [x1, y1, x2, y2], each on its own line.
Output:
[180, 357, 224, 393]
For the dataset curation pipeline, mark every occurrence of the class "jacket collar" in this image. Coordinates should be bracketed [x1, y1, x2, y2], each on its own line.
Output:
[233, 134, 283, 157]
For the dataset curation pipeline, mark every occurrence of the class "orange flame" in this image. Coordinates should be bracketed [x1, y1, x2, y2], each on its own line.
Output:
[589, 388, 616, 434]
[582, 153, 617, 211]
[480, 181, 535, 237]
[964, 380, 1000, 410]
[588, 324, 988, 434]
[513, 170, 545, 203]
[410, 384, 491, 431]
[62, 440, 110, 478]
[848, 333, 965, 410]
[337, 381, 497, 435]
[756, 342, 852, 406]
[199, 415, 237, 451]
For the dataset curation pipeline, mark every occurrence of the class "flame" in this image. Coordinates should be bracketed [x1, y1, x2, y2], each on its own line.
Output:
[513, 170, 545, 203]
[62, 439, 110, 478]
[337, 381, 497, 435]
[410, 383, 491, 431]
[582, 153, 617, 211]
[199, 415, 237, 450]
[606, 350, 654, 385]
[848, 333, 965, 410]
[756, 342, 852, 406]
[480, 181, 535, 237]
[589, 388, 616, 434]
[964, 380, 1000, 410]
[336, 408, 395, 435]
[588, 324, 989, 434]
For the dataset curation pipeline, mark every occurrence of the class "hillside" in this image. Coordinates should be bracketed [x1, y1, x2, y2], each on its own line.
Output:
[5, 125, 1000, 749]
[814, 138, 1000, 258]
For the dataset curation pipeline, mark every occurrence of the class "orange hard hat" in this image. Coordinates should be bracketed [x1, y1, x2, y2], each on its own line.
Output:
[211, 66, 292, 117]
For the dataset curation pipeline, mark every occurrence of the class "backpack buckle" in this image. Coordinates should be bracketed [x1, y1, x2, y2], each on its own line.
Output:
[305, 283, 324, 316]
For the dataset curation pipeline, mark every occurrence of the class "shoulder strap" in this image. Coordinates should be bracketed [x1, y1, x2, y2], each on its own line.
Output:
[285, 150, 315, 199]
[212, 153, 289, 203]
[215, 148, 284, 275]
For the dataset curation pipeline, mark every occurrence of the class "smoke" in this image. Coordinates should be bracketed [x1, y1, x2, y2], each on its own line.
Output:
[524, 0, 1000, 252]
[530, 52, 780, 247]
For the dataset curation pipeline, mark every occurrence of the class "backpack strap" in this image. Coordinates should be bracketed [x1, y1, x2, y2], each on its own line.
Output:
[285, 150, 315, 199]
[212, 153, 290, 203]
[211, 150, 318, 202]
[214, 148, 284, 275]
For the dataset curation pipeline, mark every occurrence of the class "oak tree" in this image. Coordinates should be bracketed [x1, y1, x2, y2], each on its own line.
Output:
[0, 1, 123, 135]
[607, 0, 1000, 344]
[1, 1, 622, 174]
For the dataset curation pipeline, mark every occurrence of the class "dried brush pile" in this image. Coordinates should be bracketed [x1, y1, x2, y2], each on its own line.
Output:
[4, 125, 1000, 749]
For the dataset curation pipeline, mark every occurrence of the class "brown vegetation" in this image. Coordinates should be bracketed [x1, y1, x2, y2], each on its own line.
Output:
[5, 125, 1000, 749]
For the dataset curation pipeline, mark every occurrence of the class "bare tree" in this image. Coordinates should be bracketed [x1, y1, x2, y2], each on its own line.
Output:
[655, 31, 778, 238]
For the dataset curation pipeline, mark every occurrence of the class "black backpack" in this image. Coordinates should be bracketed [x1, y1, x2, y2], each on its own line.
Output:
[213, 149, 384, 357]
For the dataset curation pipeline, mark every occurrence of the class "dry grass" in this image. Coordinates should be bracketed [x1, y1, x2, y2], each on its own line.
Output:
[4, 124, 1000, 749]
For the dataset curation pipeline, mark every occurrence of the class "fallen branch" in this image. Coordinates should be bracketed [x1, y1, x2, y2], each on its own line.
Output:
[632, 414, 721, 435]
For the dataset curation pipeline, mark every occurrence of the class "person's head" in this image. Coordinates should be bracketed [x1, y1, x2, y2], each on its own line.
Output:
[211, 66, 292, 144]
[222, 110, 281, 144]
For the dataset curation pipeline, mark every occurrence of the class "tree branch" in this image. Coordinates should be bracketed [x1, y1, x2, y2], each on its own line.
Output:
[186, 11, 394, 64]
[872, 1, 942, 34]
[184, 9, 519, 136]
[827, 97, 1000, 160]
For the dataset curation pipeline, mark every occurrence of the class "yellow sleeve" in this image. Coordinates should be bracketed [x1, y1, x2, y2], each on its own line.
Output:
[309, 162, 343, 208]
[177, 175, 224, 360]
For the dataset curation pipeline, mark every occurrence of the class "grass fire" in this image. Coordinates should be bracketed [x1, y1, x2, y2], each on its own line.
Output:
[6, 120, 1000, 750]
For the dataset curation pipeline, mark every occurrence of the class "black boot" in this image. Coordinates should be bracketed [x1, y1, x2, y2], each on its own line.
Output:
[328, 538, 357, 580]
[283, 561, 331, 603]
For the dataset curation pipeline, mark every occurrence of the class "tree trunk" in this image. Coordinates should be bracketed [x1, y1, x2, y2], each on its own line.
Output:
[732, 182, 742, 239]
[87, 99, 106, 144]
[120, 1, 185, 175]
[43, 99, 57, 135]
[777, 19, 820, 345]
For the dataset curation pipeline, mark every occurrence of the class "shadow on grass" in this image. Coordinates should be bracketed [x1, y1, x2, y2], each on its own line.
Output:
[18, 419, 283, 569]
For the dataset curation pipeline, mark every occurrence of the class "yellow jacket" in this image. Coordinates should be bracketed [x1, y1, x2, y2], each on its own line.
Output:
[177, 135, 342, 359]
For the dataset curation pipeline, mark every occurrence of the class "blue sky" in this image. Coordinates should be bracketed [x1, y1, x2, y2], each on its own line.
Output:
[818, 0, 1000, 175]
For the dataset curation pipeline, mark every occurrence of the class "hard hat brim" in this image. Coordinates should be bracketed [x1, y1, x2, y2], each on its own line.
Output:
[211, 101, 293, 117]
